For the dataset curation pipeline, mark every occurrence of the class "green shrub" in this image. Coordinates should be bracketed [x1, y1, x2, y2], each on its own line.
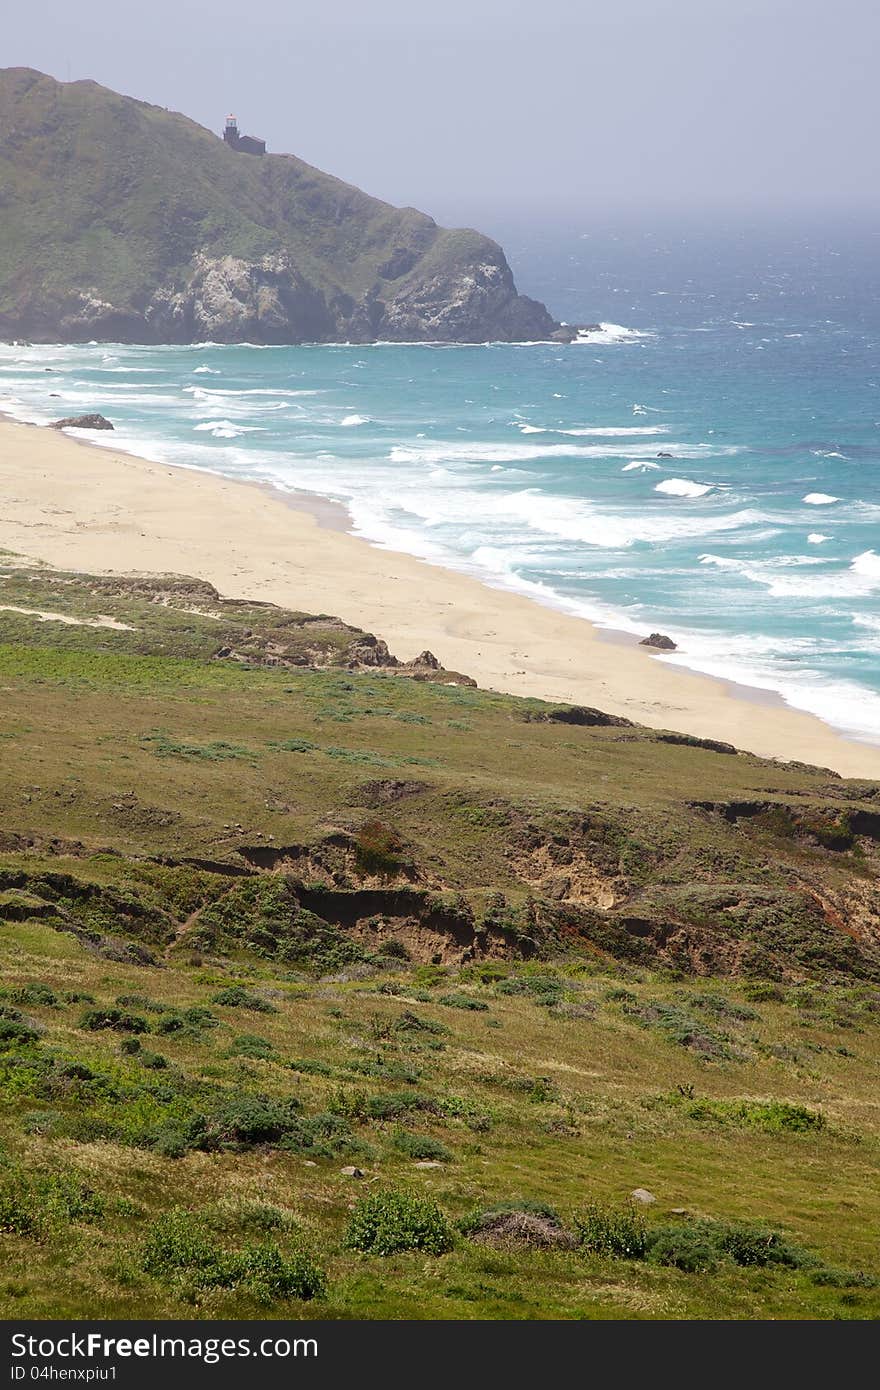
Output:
[142, 1209, 325, 1302]
[0, 1169, 105, 1239]
[623, 1001, 733, 1060]
[79, 1007, 148, 1034]
[809, 1267, 878, 1289]
[663, 1093, 825, 1133]
[497, 973, 564, 1007]
[344, 1189, 454, 1255]
[196, 878, 367, 972]
[289, 1058, 335, 1077]
[7, 983, 58, 1008]
[742, 981, 786, 1002]
[225, 1034, 277, 1060]
[354, 820, 405, 877]
[116, 993, 163, 1013]
[712, 1221, 809, 1268]
[688, 992, 758, 1022]
[378, 939, 411, 961]
[390, 1130, 452, 1162]
[202, 1096, 301, 1148]
[393, 1011, 449, 1036]
[211, 986, 277, 1014]
[279, 1112, 362, 1158]
[647, 1224, 721, 1273]
[647, 1219, 810, 1272]
[573, 1202, 647, 1259]
[365, 1090, 435, 1121]
[154, 1006, 219, 1036]
[0, 1018, 40, 1048]
[438, 993, 489, 1012]
[140, 1050, 168, 1070]
[0, 1179, 42, 1237]
[236, 1242, 327, 1303]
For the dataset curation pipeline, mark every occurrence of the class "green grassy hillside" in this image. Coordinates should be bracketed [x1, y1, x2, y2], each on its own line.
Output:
[1, 562, 879, 1319]
[0, 69, 564, 344]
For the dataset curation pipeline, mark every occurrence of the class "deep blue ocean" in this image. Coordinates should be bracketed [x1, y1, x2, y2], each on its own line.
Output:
[2, 216, 880, 739]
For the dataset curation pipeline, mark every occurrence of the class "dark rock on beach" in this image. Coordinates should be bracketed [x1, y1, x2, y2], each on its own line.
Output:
[640, 632, 678, 651]
[50, 414, 114, 430]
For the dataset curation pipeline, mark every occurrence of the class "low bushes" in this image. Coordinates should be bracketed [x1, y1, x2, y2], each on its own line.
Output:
[365, 1089, 436, 1121]
[211, 986, 277, 1014]
[5, 983, 59, 1008]
[646, 1219, 811, 1274]
[344, 1189, 454, 1255]
[573, 1202, 648, 1259]
[662, 1093, 826, 1134]
[354, 821, 406, 878]
[390, 1130, 452, 1162]
[224, 1034, 277, 1060]
[153, 1006, 218, 1037]
[79, 1007, 148, 1034]
[0, 1167, 105, 1240]
[0, 1018, 40, 1048]
[141, 1209, 325, 1302]
[438, 993, 489, 1013]
[572, 1201, 812, 1275]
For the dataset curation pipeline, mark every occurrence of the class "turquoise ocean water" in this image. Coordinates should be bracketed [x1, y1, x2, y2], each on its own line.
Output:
[2, 219, 879, 740]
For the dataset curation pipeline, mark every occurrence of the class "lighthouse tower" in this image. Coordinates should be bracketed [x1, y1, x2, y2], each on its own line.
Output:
[221, 114, 266, 155]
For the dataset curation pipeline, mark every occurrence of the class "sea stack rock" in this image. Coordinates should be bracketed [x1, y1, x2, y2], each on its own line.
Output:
[50, 414, 114, 431]
[640, 632, 678, 651]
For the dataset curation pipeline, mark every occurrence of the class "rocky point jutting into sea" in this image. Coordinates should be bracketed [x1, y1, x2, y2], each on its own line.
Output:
[0, 68, 582, 346]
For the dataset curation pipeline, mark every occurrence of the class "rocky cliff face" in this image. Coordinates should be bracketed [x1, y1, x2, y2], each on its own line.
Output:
[0, 68, 575, 345]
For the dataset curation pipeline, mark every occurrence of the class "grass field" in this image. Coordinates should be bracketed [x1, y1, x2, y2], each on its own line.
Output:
[1, 563, 879, 1320]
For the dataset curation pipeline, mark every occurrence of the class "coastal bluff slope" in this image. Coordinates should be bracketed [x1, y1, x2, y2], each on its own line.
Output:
[0, 68, 571, 345]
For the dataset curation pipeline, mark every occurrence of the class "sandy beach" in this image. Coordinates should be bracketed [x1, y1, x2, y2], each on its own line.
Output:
[1, 414, 878, 778]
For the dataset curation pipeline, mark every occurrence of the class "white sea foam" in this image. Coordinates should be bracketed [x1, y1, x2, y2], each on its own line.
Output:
[699, 549, 880, 598]
[655, 629, 880, 740]
[803, 492, 839, 505]
[622, 461, 661, 472]
[575, 323, 654, 346]
[193, 420, 267, 438]
[517, 424, 669, 437]
[389, 441, 733, 466]
[808, 533, 831, 544]
[654, 478, 713, 498]
[193, 365, 221, 375]
[340, 414, 370, 426]
[183, 386, 321, 398]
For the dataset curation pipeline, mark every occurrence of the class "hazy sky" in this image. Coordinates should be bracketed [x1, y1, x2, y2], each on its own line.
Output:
[4, 0, 879, 226]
